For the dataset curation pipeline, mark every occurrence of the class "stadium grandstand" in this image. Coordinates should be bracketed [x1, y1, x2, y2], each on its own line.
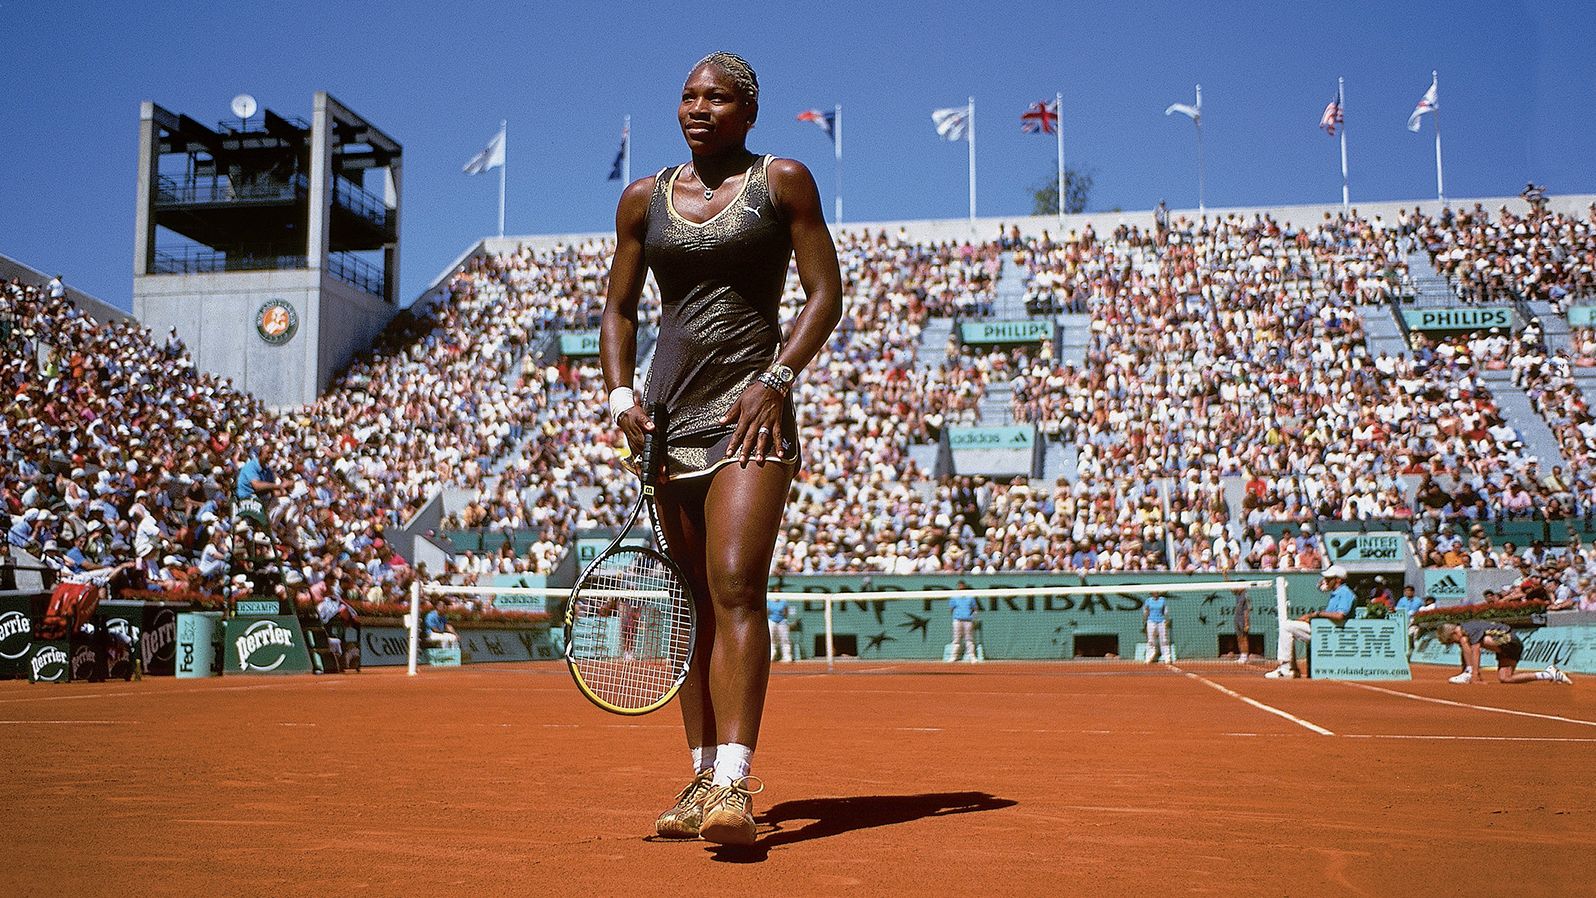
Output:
[8, 194, 1596, 612]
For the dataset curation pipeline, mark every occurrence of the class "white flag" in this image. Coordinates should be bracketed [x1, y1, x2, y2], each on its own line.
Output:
[1164, 101, 1200, 122]
[932, 106, 970, 141]
[1407, 78, 1438, 132]
[463, 126, 505, 175]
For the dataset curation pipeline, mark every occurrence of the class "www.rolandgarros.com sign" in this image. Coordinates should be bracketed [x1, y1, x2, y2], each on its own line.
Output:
[222, 616, 312, 675]
[959, 320, 1056, 344]
[1400, 307, 1515, 333]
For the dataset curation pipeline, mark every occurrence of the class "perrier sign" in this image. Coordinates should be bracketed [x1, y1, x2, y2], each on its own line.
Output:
[223, 616, 312, 675]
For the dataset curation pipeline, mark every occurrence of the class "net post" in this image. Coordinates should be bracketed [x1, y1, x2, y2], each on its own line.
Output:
[824, 596, 835, 672]
[1274, 575, 1289, 663]
[407, 578, 422, 677]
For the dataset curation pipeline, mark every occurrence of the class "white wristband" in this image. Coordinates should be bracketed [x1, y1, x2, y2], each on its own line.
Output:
[608, 386, 636, 424]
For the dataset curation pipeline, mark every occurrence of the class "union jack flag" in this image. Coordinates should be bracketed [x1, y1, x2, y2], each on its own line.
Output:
[1319, 98, 1343, 136]
[1021, 99, 1059, 134]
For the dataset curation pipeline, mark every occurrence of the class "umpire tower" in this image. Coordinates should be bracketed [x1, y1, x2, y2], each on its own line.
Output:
[133, 92, 401, 407]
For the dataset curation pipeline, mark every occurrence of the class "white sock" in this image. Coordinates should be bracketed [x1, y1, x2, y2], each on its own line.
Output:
[691, 745, 717, 775]
[712, 742, 753, 786]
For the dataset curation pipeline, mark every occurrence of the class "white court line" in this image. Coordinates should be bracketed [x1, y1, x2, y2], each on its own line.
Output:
[0, 683, 303, 705]
[1175, 668, 1335, 735]
[0, 719, 125, 725]
[1341, 681, 1596, 728]
[1344, 733, 1596, 743]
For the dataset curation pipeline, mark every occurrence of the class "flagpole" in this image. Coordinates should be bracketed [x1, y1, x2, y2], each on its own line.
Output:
[1194, 85, 1205, 217]
[967, 96, 977, 230]
[1338, 77, 1350, 213]
[497, 120, 507, 237]
[622, 115, 631, 185]
[1431, 71, 1445, 207]
[834, 104, 844, 224]
[1055, 91, 1065, 227]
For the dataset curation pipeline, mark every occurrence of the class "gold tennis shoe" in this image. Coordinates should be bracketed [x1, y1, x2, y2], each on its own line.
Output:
[655, 769, 714, 839]
[697, 776, 764, 846]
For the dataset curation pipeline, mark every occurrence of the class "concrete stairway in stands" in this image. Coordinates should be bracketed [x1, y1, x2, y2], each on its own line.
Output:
[1406, 251, 1457, 306]
[978, 380, 1014, 426]
[991, 252, 1031, 319]
[1525, 299, 1573, 355]
[918, 317, 954, 372]
[1358, 304, 1410, 361]
[1040, 441, 1076, 483]
[1058, 312, 1092, 367]
[1480, 368, 1570, 469]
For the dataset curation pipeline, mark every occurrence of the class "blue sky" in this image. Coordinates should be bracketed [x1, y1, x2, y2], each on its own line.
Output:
[2, 0, 1592, 308]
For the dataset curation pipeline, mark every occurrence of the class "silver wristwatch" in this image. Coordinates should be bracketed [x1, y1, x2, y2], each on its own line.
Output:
[759, 363, 795, 395]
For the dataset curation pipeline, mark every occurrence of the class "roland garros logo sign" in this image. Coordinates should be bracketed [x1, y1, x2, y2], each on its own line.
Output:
[255, 299, 299, 346]
[0, 611, 33, 660]
[235, 619, 296, 672]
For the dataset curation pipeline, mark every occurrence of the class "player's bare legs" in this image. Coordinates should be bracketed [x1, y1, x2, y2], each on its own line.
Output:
[650, 478, 716, 838]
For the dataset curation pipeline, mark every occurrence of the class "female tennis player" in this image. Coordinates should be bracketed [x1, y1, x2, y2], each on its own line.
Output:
[600, 52, 842, 846]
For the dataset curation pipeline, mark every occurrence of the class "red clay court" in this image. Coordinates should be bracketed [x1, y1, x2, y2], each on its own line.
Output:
[3, 662, 1590, 897]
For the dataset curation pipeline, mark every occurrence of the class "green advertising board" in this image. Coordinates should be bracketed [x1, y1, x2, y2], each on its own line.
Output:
[222, 615, 313, 675]
[1567, 306, 1596, 327]
[1400, 307, 1515, 333]
[1309, 617, 1411, 680]
[1324, 531, 1408, 565]
[27, 640, 70, 683]
[175, 612, 222, 679]
[0, 595, 36, 679]
[1423, 568, 1468, 603]
[959, 320, 1055, 344]
[235, 600, 280, 616]
[492, 573, 549, 613]
[766, 572, 1323, 661]
[574, 535, 651, 570]
[1411, 624, 1596, 674]
[948, 425, 1035, 450]
[559, 331, 601, 356]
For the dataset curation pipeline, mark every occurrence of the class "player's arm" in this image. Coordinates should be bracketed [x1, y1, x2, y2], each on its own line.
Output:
[1463, 639, 1484, 682]
[724, 159, 842, 461]
[600, 177, 657, 454]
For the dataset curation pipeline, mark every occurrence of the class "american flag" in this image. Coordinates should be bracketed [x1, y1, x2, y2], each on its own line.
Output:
[1021, 99, 1059, 134]
[1319, 98, 1343, 136]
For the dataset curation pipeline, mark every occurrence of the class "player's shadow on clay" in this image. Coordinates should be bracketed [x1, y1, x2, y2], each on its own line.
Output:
[705, 791, 1017, 863]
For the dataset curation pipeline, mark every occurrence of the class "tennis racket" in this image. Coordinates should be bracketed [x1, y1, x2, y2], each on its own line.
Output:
[565, 402, 697, 715]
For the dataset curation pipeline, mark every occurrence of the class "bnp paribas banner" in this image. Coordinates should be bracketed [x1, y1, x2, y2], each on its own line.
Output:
[1401, 307, 1515, 333]
[223, 616, 312, 675]
[767, 572, 1324, 661]
[959, 320, 1055, 344]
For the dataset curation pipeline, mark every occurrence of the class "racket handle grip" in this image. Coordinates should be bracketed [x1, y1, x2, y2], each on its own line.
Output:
[640, 402, 665, 486]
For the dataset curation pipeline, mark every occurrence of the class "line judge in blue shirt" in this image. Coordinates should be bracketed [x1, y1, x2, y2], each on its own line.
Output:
[1267, 565, 1355, 679]
[948, 581, 980, 663]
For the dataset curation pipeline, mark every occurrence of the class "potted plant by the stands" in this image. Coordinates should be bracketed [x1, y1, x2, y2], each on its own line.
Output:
[1412, 598, 1549, 630]
[1364, 593, 1395, 619]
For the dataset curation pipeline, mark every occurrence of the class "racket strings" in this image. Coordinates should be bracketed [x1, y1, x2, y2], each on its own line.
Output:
[569, 548, 693, 711]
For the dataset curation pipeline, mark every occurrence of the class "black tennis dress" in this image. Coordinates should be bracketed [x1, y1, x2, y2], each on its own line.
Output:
[641, 154, 799, 480]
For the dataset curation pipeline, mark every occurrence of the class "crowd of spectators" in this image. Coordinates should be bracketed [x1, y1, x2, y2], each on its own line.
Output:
[9, 198, 1596, 590]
